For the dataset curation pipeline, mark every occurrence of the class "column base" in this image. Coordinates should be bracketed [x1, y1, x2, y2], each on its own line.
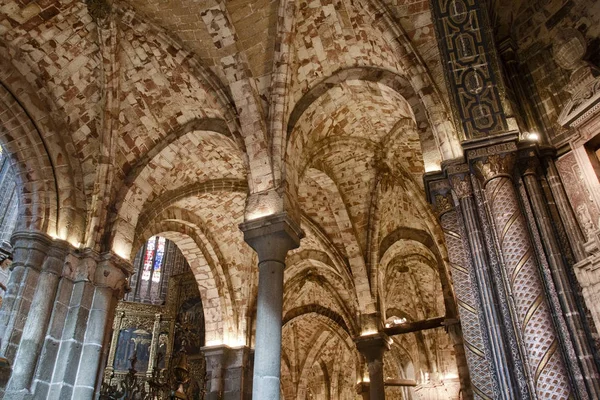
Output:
[203, 345, 253, 400]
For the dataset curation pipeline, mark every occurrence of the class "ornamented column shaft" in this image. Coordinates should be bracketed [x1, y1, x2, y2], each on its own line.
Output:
[447, 167, 519, 400]
[472, 150, 573, 398]
[445, 324, 473, 400]
[240, 213, 303, 400]
[520, 152, 600, 397]
[355, 333, 389, 400]
[428, 176, 494, 400]
[544, 156, 587, 261]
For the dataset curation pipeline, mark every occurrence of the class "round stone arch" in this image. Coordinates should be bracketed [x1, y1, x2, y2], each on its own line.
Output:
[286, 66, 457, 172]
[108, 125, 248, 260]
[283, 259, 360, 336]
[132, 223, 235, 347]
[0, 52, 86, 244]
[281, 311, 362, 400]
[379, 227, 458, 320]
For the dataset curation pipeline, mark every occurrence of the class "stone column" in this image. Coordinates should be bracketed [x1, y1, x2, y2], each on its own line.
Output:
[204, 345, 227, 400]
[445, 324, 473, 400]
[204, 345, 253, 400]
[427, 174, 501, 400]
[240, 213, 302, 400]
[223, 346, 252, 400]
[72, 252, 129, 399]
[36, 250, 130, 400]
[5, 240, 69, 397]
[0, 231, 51, 363]
[355, 333, 389, 400]
[544, 156, 587, 261]
[472, 150, 573, 398]
[446, 167, 519, 399]
[520, 152, 600, 397]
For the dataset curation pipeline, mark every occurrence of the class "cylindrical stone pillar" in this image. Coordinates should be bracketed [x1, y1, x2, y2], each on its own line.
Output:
[0, 232, 51, 362]
[521, 154, 600, 397]
[240, 213, 303, 400]
[73, 286, 117, 399]
[355, 333, 389, 400]
[544, 156, 588, 261]
[204, 345, 227, 400]
[6, 240, 69, 395]
[473, 152, 573, 398]
[429, 179, 498, 400]
[448, 169, 519, 399]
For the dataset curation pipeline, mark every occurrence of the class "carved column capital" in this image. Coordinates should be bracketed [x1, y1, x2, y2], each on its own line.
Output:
[433, 192, 454, 216]
[449, 173, 473, 199]
[355, 332, 390, 363]
[519, 156, 541, 177]
[516, 145, 545, 178]
[472, 152, 517, 184]
[445, 163, 473, 200]
[425, 172, 455, 217]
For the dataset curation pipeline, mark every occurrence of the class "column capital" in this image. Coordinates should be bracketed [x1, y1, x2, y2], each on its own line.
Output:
[447, 163, 473, 200]
[10, 231, 53, 271]
[472, 152, 517, 184]
[517, 151, 542, 177]
[239, 212, 303, 262]
[41, 239, 72, 276]
[463, 136, 519, 184]
[94, 251, 133, 297]
[424, 172, 455, 217]
[355, 332, 390, 363]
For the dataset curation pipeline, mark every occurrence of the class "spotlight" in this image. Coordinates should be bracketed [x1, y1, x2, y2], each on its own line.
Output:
[525, 132, 539, 142]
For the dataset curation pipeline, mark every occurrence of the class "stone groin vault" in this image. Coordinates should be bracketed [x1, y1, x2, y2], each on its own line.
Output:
[0, 0, 599, 399]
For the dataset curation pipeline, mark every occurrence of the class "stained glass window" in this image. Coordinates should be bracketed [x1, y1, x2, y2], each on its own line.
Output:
[127, 235, 177, 305]
[141, 236, 156, 281]
[152, 236, 166, 283]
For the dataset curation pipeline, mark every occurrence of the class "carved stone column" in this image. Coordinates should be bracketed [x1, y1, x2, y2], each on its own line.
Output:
[355, 333, 389, 400]
[446, 166, 519, 399]
[543, 156, 587, 262]
[520, 151, 600, 397]
[73, 252, 129, 399]
[472, 149, 573, 398]
[240, 213, 302, 400]
[427, 175, 492, 400]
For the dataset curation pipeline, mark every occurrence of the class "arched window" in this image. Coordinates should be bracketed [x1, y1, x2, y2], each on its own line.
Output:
[126, 236, 185, 304]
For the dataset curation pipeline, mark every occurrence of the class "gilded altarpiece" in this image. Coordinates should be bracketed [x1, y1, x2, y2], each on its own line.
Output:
[104, 271, 206, 395]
